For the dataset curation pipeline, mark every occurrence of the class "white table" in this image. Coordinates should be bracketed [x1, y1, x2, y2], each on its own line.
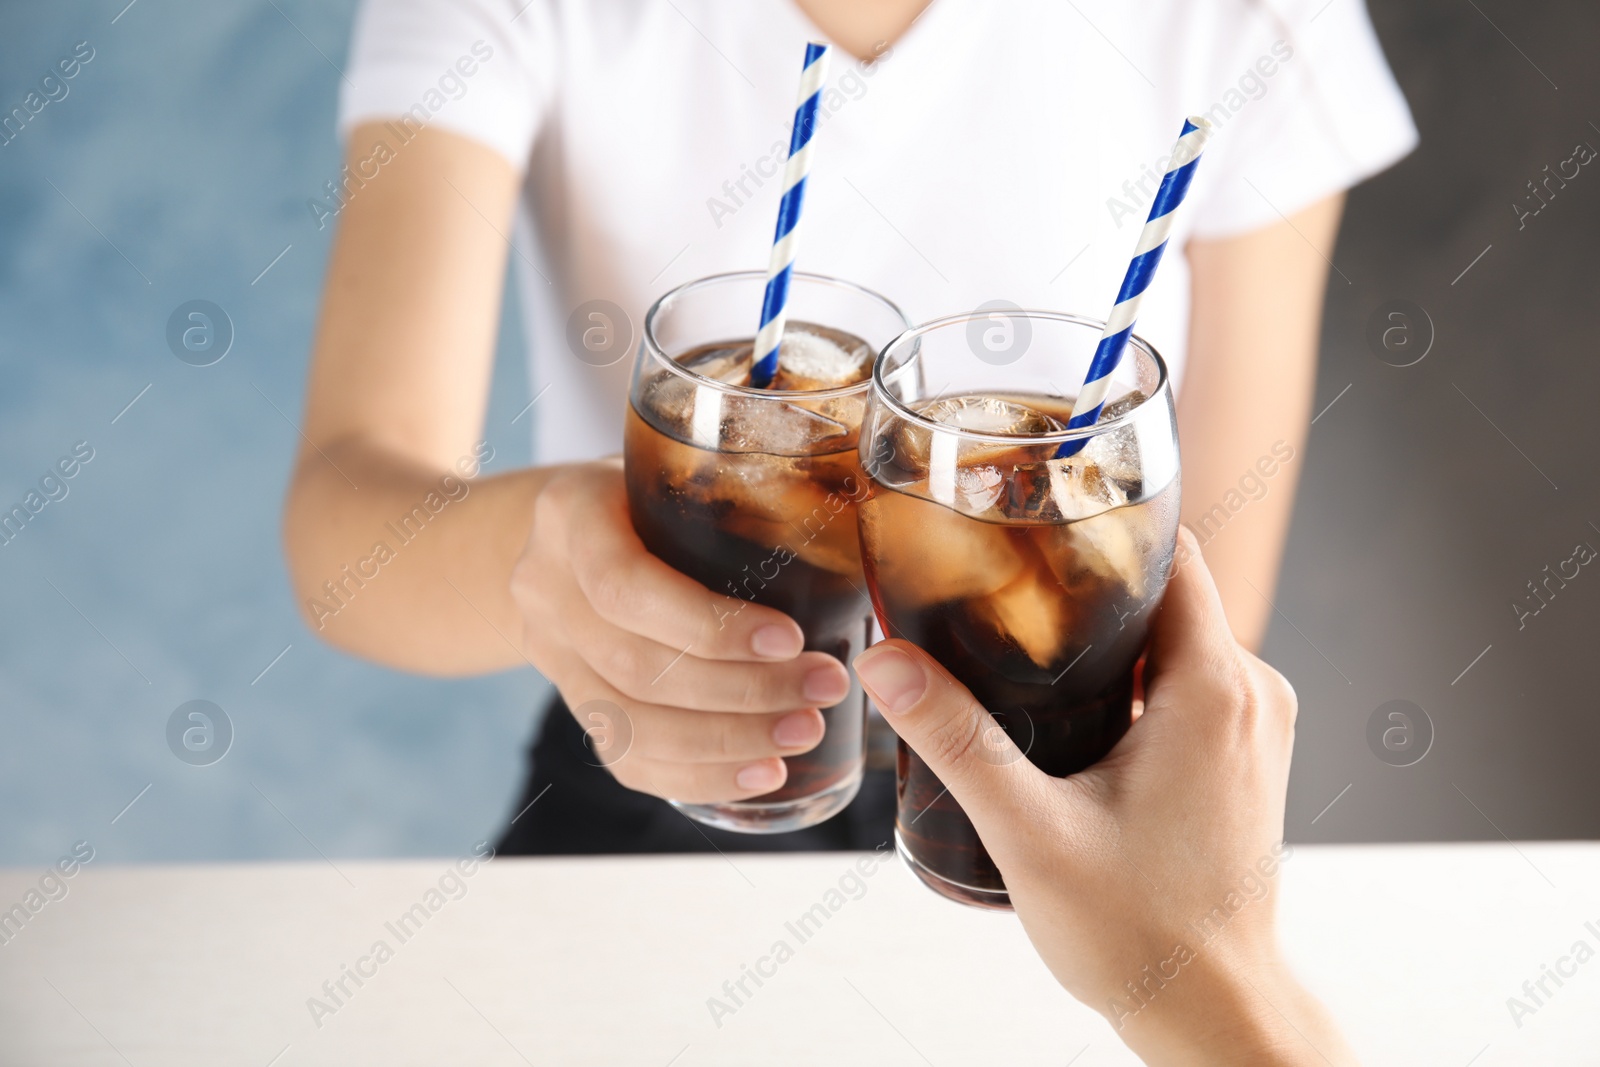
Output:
[0, 844, 1595, 1065]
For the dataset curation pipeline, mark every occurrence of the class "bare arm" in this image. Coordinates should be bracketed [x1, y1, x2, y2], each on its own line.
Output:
[1179, 194, 1345, 650]
[855, 532, 1359, 1064]
[285, 123, 548, 675]
[285, 123, 848, 803]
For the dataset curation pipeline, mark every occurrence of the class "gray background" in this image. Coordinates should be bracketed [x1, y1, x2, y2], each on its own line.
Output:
[0, 0, 1593, 865]
[1279, 1, 1600, 841]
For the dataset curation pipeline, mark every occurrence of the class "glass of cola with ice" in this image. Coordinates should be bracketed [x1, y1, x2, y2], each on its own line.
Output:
[624, 271, 909, 833]
[857, 309, 1181, 908]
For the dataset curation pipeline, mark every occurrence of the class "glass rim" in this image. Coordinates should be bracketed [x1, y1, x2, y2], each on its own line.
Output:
[641, 269, 911, 401]
[870, 309, 1172, 446]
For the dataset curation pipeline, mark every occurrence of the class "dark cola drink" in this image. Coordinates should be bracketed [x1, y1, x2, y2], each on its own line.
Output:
[859, 392, 1179, 907]
[625, 279, 909, 833]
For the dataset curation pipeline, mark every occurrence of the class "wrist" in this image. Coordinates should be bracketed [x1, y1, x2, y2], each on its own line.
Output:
[1104, 948, 1356, 1066]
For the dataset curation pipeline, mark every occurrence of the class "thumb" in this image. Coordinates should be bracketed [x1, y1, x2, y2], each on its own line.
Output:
[854, 640, 1044, 822]
[1145, 527, 1240, 681]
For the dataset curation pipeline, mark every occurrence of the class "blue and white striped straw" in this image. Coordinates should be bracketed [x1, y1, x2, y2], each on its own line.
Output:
[749, 42, 831, 389]
[1057, 116, 1214, 458]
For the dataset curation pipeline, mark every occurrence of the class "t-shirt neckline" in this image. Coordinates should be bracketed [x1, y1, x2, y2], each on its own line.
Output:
[786, 0, 944, 65]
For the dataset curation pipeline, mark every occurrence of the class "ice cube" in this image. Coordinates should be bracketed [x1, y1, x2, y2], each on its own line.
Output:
[1066, 389, 1157, 498]
[860, 488, 1028, 609]
[718, 396, 850, 454]
[792, 518, 862, 575]
[1033, 511, 1149, 601]
[636, 373, 695, 438]
[1077, 424, 1144, 498]
[952, 462, 1007, 514]
[642, 328, 862, 452]
[920, 396, 1066, 436]
[879, 396, 1055, 478]
[1072, 513, 1148, 596]
[668, 327, 878, 393]
[679, 342, 753, 385]
[918, 446, 1038, 517]
[903, 398, 1060, 517]
[724, 511, 861, 576]
[973, 571, 1072, 668]
[1048, 461, 1129, 520]
[878, 419, 936, 482]
[720, 463, 863, 575]
[771, 325, 875, 391]
[637, 344, 748, 449]
[994, 459, 1128, 522]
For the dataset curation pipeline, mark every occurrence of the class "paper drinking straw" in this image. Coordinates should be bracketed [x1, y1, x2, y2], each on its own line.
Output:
[748, 42, 831, 389]
[1056, 116, 1214, 458]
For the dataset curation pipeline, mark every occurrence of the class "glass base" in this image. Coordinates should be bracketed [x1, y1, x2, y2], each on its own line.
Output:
[672, 766, 863, 834]
[895, 828, 1014, 911]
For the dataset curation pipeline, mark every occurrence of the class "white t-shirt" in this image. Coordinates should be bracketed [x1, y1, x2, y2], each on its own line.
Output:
[339, 0, 1416, 465]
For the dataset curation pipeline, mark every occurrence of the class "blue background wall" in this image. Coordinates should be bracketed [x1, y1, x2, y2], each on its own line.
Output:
[0, 0, 546, 865]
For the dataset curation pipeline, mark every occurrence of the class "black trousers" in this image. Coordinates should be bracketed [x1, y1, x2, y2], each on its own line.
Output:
[497, 696, 897, 855]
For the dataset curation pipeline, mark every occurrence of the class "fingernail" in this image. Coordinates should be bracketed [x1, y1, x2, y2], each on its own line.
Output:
[752, 624, 803, 659]
[773, 711, 822, 748]
[736, 761, 782, 791]
[854, 646, 925, 715]
[802, 664, 851, 705]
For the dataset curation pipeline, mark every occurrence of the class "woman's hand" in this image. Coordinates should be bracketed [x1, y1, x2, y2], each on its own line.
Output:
[511, 459, 853, 804]
[853, 529, 1357, 1065]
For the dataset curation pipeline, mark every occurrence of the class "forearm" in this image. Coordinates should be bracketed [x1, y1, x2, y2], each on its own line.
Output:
[1116, 953, 1358, 1066]
[1179, 194, 1343, 650]
[1176, 389, 1310, 651]
[284, 124, 538, 675]
[285, 438, 561, 676]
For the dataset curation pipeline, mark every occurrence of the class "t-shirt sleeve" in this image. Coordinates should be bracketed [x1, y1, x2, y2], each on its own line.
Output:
[1187, 0, 1418, 240]
[338, 0, 557, 169]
